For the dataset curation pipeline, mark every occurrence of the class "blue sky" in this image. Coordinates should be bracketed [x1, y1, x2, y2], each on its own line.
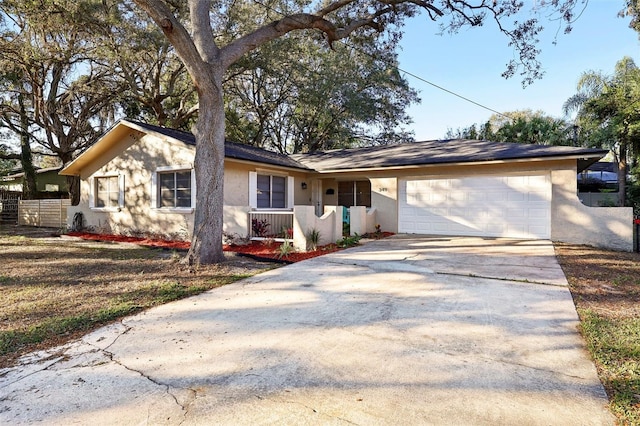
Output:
[398, 0, 640, 140]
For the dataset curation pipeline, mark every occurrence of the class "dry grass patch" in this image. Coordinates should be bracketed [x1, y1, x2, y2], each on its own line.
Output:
[555, 243, 640, 425]
[0, 226, 277, 369]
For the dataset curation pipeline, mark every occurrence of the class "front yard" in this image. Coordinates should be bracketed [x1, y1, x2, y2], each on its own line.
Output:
[555, 244, 640, 425]
[0, 226, 638, 424]
[0, 225, 278, 369]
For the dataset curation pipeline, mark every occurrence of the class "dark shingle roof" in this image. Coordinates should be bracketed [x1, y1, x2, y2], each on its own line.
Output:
[125, 121, 607, 173]
[129, 121, 311, 171]
[291, 139, 608, 171]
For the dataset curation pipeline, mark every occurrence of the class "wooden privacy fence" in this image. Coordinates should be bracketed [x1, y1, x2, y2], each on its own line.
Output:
[19, 199, 71, 228]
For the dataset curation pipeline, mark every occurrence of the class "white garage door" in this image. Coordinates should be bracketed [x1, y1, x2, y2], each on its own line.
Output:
[398, 174, 551, 239]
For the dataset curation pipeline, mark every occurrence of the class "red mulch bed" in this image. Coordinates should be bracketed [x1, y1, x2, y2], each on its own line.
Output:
[224, 241, 341, 263]
[66, 232, 191, 250]
[65, 232, 344, 263]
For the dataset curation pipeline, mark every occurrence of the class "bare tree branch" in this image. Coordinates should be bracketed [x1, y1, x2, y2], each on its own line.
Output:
[188, 0, 219, 62]
[0, 152, 20, 160]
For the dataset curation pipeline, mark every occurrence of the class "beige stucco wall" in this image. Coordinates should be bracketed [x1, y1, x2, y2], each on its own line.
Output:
[321, 178, 339, 207]
[370, 177, 398, 232]
[315, 160, 633, 250]
[68, 133, 196, 238]
[68, 133, 313, 239]
[293, 205, 344, 250]
[551, 168, 634, 251]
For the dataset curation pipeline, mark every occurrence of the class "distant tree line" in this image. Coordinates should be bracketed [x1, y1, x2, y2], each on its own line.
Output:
[446, 57, 640, 213]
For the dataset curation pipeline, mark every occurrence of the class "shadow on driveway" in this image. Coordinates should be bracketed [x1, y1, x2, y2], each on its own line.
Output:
[0, 236, 613, 425]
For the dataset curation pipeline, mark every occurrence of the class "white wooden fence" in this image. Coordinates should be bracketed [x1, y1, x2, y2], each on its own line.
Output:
[18, 199, 71, 228]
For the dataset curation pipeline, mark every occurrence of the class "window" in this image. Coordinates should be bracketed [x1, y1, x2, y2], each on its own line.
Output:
[249, 171, 293, 209]
[159, 170, 192, 208]
[90, 174, 124, 210]
[151, 166, 195, 211]
[257, 174, 286, 209]
[96, 176, 119, 208]
[338, 180, 371, 207]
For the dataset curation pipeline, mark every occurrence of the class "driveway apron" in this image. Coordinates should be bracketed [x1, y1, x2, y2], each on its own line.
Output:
[0, 236, 613, 425]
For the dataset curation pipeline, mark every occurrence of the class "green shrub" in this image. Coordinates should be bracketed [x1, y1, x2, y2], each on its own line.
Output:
[337, 234, 360, 248]
[277, 240, 294, 259]
[306, 228, 320, 251]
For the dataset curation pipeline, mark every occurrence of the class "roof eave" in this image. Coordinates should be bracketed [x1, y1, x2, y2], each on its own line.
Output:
[225, 156, 312, 172]
[60, 120, 140, 176]
[308, 153, 607, 174]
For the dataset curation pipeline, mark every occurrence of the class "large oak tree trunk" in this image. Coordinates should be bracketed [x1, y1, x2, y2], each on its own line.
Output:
[183, 67, 226, 265]
[18, 93, 38, 200]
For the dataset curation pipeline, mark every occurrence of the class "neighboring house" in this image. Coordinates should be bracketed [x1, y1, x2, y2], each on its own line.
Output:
[578, 161, 620, 207]
[0, 166, 68, 195]
[60, 119, 635, 252]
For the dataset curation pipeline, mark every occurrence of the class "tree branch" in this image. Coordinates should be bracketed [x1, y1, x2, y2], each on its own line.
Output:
[0, 152, 20, 160]
[133, 0, 217, 79]
[188, 0, 219, 62]
[222, 11, 387, 67]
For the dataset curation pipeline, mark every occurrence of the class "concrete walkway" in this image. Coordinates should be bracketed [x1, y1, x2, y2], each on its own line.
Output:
[0, 236, 613, 425]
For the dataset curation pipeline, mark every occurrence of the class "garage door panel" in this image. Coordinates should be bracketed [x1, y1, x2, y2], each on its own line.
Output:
[399, 174, 551, 239]
[449, 191, 466, 202]
[485, 191, 508, 202]
[528, 204, 550, 214]
[508, 192, 526, 201]
[506, 208, 527, 218]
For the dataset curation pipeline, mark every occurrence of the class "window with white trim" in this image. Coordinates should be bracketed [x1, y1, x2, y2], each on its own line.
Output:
[249, 171, 294, 209]
[96, 176, 119, 208]
[257, 174, 286, 209]
[90, 174, 124, 210]
[159, 170, 192, 208]
[151, 166, 195, 211]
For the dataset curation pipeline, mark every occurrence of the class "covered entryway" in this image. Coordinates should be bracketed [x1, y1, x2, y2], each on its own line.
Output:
[398, 174, 551, 238]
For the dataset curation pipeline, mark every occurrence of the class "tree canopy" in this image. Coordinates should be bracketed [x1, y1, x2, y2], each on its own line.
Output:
[225, 31, 418, 154]
[564, 56, 640, 208]
[129, 0, 584, 265]
[0, 0, 125, 201]
[445, 110, 573, 146]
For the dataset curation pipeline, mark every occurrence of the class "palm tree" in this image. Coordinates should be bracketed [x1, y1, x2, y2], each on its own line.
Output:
[564, 57, 640, 206]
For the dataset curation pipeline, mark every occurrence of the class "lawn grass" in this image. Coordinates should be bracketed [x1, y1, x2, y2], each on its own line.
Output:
[0, 279, 244, 359]
[0, 227, 271, 367]
[578, 309, 640, 425]
[555, 243, 640, 425]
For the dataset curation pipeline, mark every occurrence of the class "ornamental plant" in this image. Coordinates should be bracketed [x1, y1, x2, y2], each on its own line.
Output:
[251, 218, 270, 237]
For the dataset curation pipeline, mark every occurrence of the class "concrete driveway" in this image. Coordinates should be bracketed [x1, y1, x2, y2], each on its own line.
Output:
[0, 236, 613, 425]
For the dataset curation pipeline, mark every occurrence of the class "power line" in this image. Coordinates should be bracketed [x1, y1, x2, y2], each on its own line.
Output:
[388, 64, 510, 119]
[248, 0, 512, 121]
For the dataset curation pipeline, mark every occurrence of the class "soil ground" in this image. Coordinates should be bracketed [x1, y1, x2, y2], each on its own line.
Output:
[554, 243, 640, 424]
[555, 243, 640, 319]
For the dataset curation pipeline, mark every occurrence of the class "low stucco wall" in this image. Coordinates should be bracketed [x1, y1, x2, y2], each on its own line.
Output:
[223, 205, 250, 237]
[551, 169, 634, 252]
[293, 205, 343, 251]
[349, 206, 377, 235]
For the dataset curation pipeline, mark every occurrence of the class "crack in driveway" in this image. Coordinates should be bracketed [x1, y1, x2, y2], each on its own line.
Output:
[325, 256, 566, 287]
